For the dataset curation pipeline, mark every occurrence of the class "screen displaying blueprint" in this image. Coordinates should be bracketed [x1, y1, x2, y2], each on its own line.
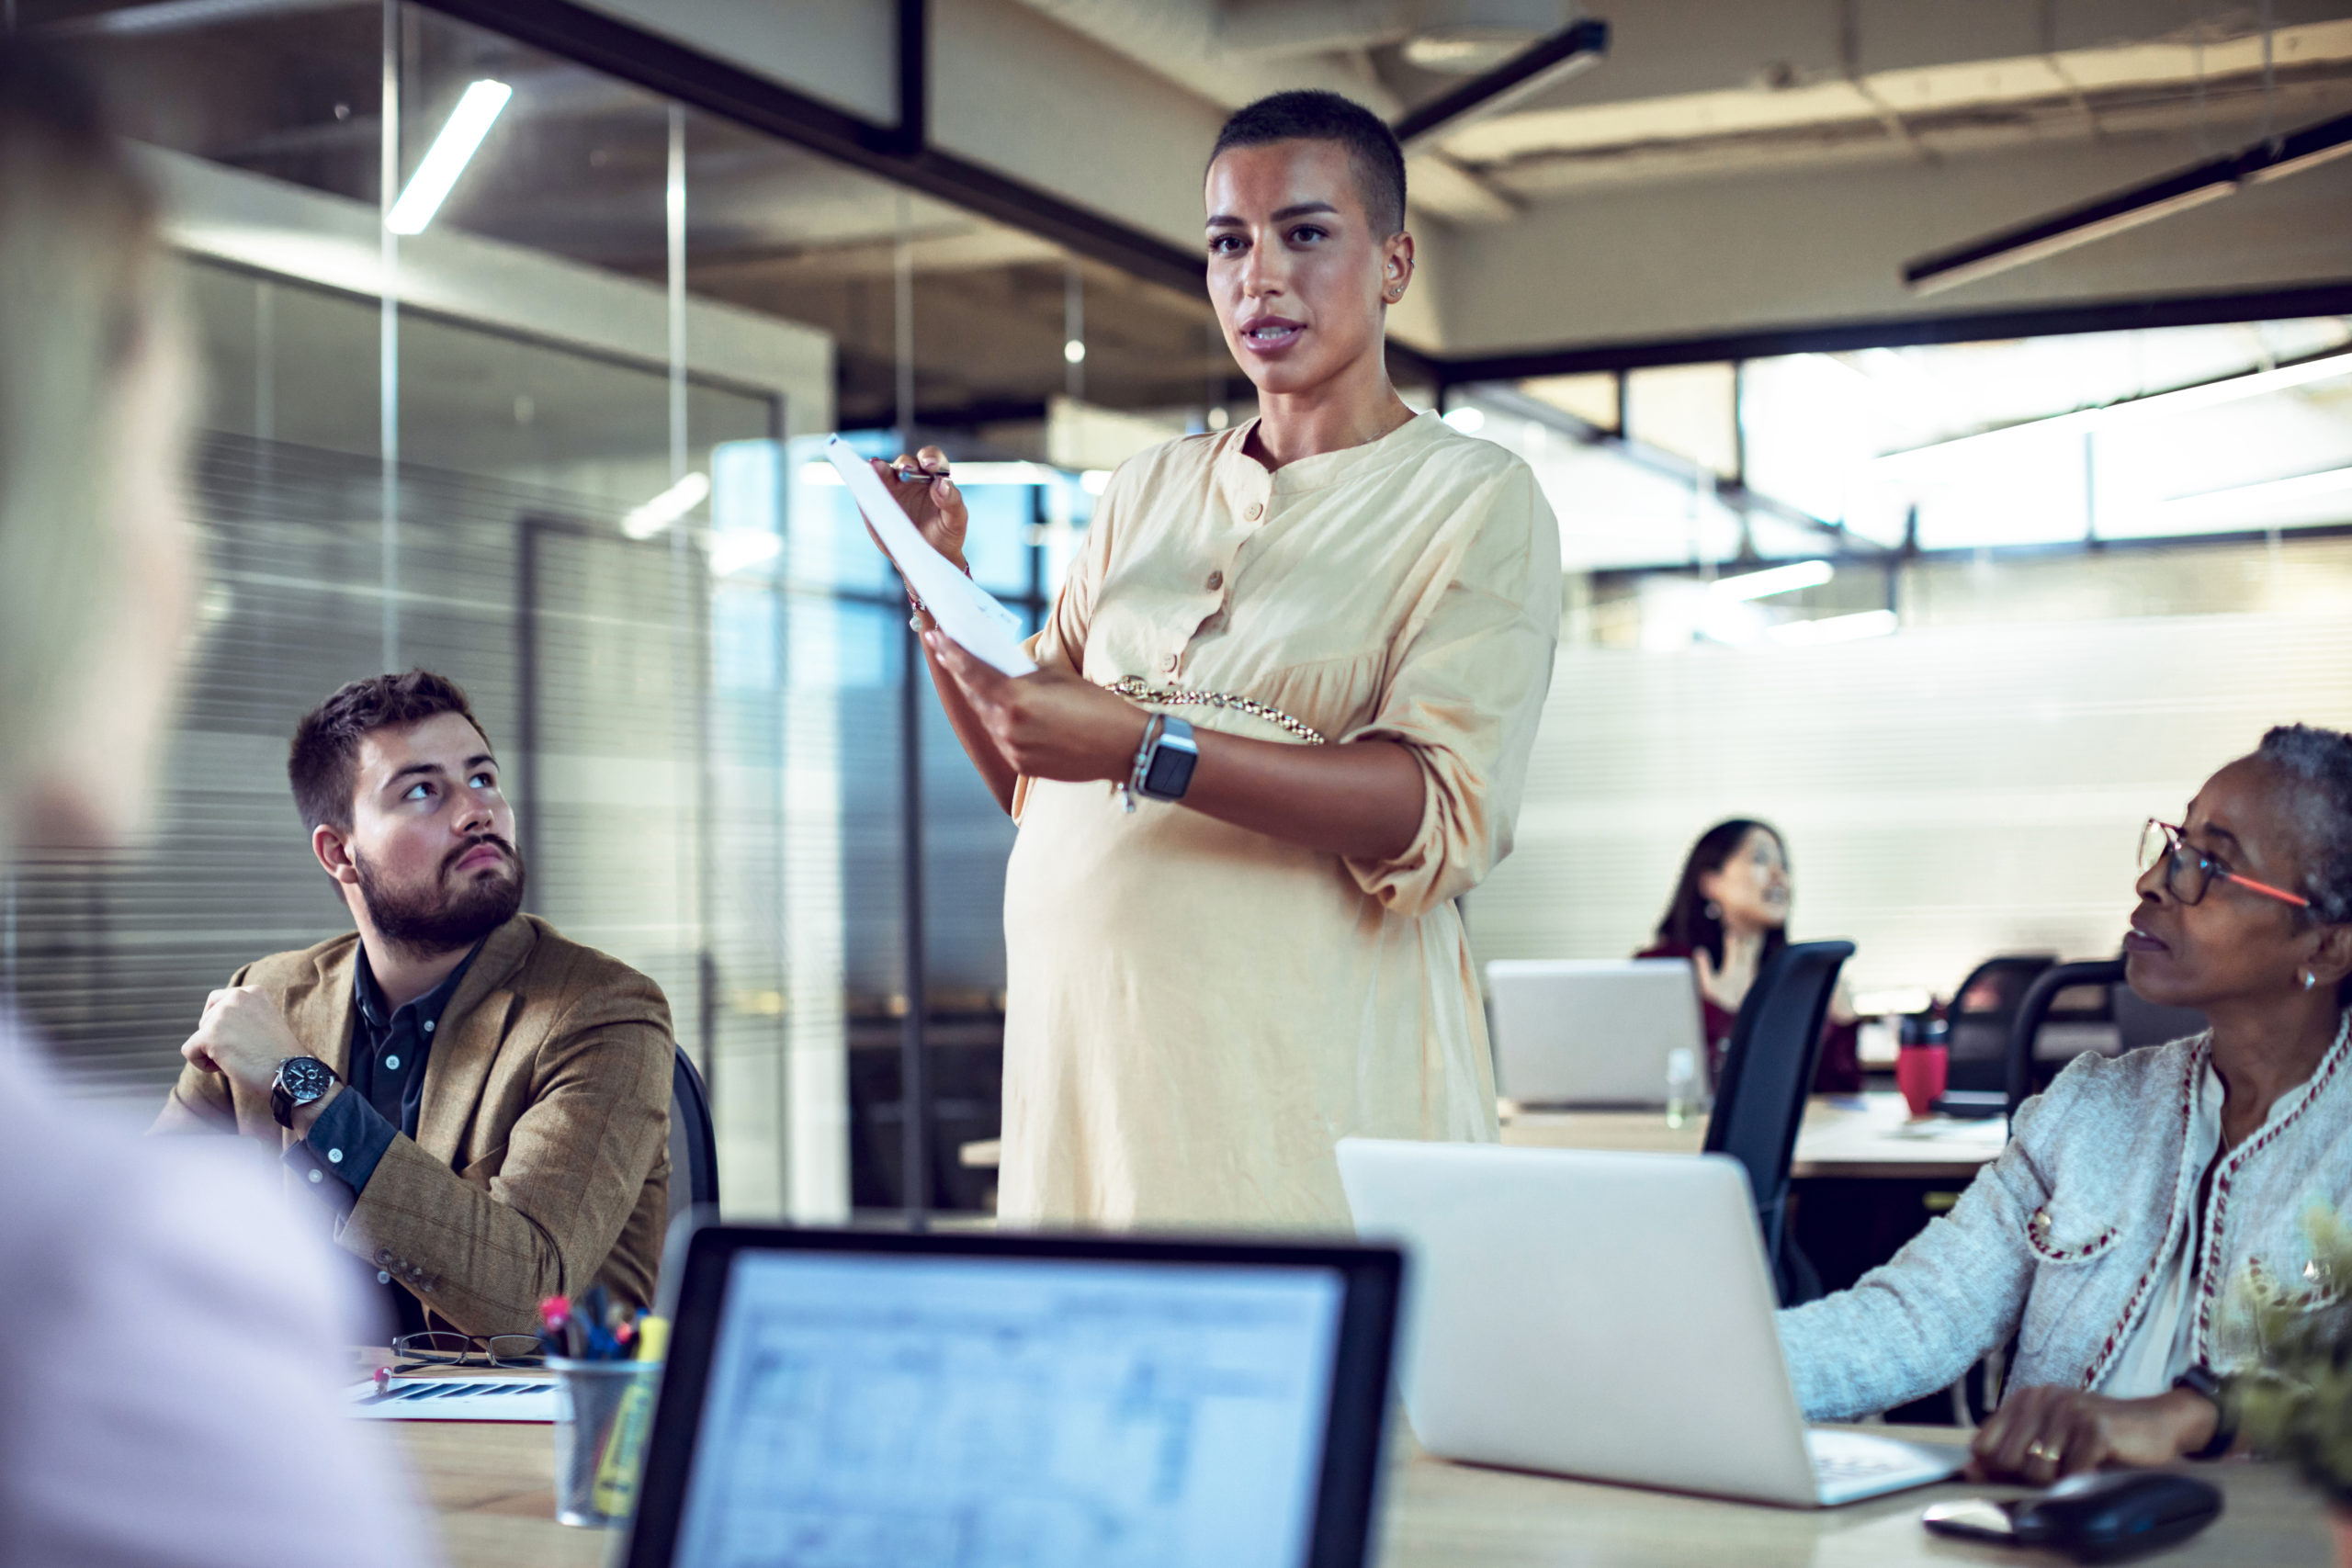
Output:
[672, 1249, 1345, 1568]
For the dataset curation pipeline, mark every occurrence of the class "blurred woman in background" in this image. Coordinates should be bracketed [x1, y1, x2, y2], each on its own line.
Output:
[0, 43, 429, 1566]
[1639, 818, 1862, 1093]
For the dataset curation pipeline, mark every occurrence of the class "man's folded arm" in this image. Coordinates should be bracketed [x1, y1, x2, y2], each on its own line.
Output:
[332, 979, 673, 1336]
[150, 963, 251, 1136]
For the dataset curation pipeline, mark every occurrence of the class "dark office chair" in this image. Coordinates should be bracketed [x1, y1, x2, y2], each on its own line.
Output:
[669, 1044, 720, 1222]
[1704, 939, 1853, 1303]
[1945, 953, 2056, 1095]
[2003, 957, 2208, 1122]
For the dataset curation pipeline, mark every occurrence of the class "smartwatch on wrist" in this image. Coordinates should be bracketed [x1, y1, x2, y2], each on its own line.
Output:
[270, 1056, 338, 1130]
[1132, 715, 1199, 804]
[2172, 1365, 2237, 1461]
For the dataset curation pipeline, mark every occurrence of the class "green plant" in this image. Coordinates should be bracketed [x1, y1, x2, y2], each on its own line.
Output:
[2235, 1202, 2352, 1504]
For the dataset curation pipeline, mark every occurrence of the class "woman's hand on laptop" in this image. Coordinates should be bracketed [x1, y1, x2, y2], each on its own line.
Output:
[1970, 1384, 2218, 1483]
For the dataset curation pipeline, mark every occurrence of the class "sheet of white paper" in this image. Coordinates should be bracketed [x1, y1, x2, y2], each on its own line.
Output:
[345, 1376, 559, 1422]
[824, 435, 1036, 676]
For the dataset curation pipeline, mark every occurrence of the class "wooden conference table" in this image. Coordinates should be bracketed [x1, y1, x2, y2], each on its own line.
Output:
[389, 1413, 2332, 1567]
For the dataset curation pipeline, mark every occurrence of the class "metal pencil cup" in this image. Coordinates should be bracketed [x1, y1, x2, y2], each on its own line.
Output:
[549, 1358, 662, 1529]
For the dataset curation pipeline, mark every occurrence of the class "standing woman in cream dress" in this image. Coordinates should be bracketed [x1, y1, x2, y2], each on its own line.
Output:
[874, 91, 1561, 1230]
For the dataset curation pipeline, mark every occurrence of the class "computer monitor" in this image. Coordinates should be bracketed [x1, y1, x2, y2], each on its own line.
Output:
[621, 1225, 1405, 1568]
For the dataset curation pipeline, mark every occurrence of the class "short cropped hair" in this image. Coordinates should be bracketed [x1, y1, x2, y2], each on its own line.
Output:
[2256, 723, 2352, 925]
[1209, 89, 1408, 237]
[288, 670, 489, 834]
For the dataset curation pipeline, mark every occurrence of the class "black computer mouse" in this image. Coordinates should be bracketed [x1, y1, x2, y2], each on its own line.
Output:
[1921, 1470, 2223, 1562]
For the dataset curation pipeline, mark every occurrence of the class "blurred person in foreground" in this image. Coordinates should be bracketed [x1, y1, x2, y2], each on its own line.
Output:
[153, 670, 675, 1340]
[1778, 727, 2352, 1481]
[0, 44, 433, 1568]
[869, 91, 1561, 1229]
[1640, 818, 1863, 1094]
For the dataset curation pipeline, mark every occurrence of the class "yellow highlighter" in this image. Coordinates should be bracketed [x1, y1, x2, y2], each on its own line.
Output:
[589, 1314, 669, 1519]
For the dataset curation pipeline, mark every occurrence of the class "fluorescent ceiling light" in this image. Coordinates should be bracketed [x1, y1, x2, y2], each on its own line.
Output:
[387, 80, 513, 236]
[1905, 107, 2352, 294]
[799, 460, 1057, 488]
[1768, 609, 1897, 646]
[1873, 350, 2352, 472]
[1442, 406, 1487, 434]
[621, 472, 709, 539]
[1710, 559, 1834, 601]
[2165, 464, 2352, 511]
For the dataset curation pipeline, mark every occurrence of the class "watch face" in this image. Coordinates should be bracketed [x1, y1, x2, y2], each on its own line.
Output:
[279, 1056, 334, 1102]
[1143, 745, 1198, 799]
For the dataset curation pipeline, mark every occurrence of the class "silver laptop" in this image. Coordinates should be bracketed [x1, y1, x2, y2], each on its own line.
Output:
[1487, 958, 1703, 1107]
[1335, 1138, 1962, 1508]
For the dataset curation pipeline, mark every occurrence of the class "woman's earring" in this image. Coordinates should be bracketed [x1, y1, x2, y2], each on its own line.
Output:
[2303, 969, 2319, 991]
[1703, 900, 1721, 920]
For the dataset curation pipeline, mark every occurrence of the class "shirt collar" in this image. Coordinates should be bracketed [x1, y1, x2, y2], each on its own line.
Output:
[353, 939, 486, 1037]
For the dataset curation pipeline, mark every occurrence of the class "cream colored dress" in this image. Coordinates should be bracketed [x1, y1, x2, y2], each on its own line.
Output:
[999, 411, 1562, 1231]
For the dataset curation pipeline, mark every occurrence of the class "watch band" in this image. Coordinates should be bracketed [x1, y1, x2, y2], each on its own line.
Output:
[2173, 1365, 2236, 1461]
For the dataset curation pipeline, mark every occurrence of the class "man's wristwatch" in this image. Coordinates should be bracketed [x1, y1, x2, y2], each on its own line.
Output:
[2173, 1364, 2237, 1461]
[1131, 714, 1199, 804]
[270, 1056, 338, 1130]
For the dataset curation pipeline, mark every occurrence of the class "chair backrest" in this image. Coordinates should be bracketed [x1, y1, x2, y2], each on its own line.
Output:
[1946, 953, 2057, 1091]
[1703, 940, 1853, 1263]
[669, 1044, 719, 1220]
[2003, 958, 2126, 1121]
[2112, 983, 2208, 1053]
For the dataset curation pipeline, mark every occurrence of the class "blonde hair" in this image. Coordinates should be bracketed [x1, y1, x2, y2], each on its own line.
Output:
[0, 46, 164, 823]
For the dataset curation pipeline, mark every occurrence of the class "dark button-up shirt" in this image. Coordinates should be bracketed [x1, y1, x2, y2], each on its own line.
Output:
[282, 940, 482, 1337]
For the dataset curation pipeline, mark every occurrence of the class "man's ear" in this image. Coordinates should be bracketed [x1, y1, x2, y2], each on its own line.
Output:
[311, 823, 360, 888]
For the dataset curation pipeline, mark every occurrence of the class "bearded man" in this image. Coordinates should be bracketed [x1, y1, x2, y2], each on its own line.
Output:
[154, 671, 673, 1340]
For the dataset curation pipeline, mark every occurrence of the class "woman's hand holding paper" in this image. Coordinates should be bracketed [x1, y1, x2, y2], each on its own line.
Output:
[924, 629, 1145, 784]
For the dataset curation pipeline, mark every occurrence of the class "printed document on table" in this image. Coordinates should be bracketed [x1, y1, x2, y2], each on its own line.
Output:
[824, 435, 1036, 676]
[345, 1376, 559, 1422]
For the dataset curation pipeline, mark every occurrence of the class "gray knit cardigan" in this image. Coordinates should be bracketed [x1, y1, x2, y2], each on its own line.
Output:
[1777, 1012, 2352, 1422]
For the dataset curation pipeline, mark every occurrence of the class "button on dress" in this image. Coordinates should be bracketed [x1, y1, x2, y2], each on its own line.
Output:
[1001, 411, 1563, 1230]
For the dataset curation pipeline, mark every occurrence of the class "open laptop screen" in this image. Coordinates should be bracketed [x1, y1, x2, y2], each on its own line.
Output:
[667, 1247, 1349, 1568]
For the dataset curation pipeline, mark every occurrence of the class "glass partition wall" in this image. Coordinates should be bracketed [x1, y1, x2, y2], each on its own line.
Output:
[11, 0, 1221, 1223]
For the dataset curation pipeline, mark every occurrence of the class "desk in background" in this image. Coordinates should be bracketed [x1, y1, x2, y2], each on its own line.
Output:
[1498, 1090, 2007, 1182]
[387, 1416, 2331, 1568]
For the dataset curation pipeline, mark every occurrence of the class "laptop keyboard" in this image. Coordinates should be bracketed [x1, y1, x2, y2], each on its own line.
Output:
[1807, 1431, 1945, 1482]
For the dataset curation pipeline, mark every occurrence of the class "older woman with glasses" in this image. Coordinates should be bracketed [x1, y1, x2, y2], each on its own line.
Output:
[1777, 724, 2352, 1482]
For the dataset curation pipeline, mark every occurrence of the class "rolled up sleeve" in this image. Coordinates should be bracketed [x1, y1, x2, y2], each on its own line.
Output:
[1340, 465, 1560, 917]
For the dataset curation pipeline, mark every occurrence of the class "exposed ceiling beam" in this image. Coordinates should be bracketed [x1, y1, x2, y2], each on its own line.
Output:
[1392, 17, 1609, 152]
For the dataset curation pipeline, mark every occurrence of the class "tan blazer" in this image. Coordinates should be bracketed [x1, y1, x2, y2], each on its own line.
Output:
[153, 913, 673, 1337]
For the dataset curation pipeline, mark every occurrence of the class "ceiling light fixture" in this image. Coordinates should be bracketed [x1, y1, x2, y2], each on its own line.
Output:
[2165, 463, 2352, 513]
[1904, 108, 2352, 294]
[1768, 609, 1896, 646]
[1442, 406, 1487, 434]
[1393, 17, 1611, 153]
[1872, 349, 2352, 472]
[386, 79, 513, 236]
[1710, 559, 1834, 601]
[621, 472, 710, 539]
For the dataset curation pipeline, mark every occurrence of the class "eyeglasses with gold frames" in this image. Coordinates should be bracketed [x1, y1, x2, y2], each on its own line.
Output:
[2138, 819, 2312, 910]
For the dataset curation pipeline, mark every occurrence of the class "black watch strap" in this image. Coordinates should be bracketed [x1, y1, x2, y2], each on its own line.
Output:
[2173, 1365, 2236, 1461]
